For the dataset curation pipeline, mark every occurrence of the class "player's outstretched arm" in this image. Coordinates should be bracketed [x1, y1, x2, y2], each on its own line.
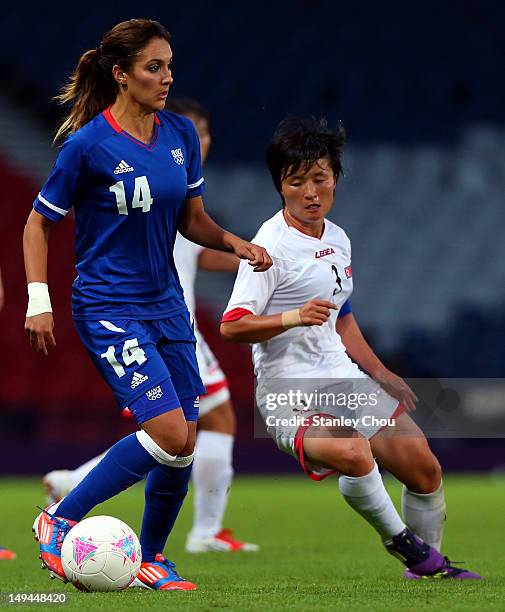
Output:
[197, 249, 239, 273]
[23, 210, 57, 356]
[221, 299, 337, 343]
[336, 313, 418, 411]
[178, 196, 272, 272]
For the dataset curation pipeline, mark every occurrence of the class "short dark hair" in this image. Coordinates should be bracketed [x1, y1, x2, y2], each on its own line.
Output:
[266, 117, 346, 200]
[165, 97, 210, 125]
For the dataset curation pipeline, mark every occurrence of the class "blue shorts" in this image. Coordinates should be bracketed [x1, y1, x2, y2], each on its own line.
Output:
[74, 315, 205, 424]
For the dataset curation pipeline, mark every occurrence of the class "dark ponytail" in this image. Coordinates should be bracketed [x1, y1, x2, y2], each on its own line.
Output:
[54, 48, 117, 142]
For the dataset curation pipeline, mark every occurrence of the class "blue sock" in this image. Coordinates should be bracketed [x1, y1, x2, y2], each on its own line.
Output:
[140, 463, 193, 562]
[56, 433, 159, 522]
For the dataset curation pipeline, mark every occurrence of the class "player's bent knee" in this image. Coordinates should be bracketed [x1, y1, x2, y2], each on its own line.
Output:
[141, 417, 189, 456]
[409, 453, 442, 493]
[328, 440, 374, 476]
[157, 432, 188, 457]
[344, 448, 374, 477]
[178, 440, 196, 457]
[136, 430, 192, 466]
[419, 456, 442, 493]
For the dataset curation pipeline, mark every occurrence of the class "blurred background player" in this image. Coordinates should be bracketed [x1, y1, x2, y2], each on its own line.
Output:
[43, 98, 259, 554]
[221, 117, 481, 579]
[25, 19, 271, 591]
[0, 268, 16, 561]
[0, 547, 16, 560]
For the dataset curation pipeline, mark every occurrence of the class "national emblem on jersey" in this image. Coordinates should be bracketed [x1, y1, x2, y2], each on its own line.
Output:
[171, 148, 184, 165]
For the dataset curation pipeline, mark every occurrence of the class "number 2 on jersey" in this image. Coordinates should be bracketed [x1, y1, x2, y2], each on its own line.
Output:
[109, 176, 153, 215]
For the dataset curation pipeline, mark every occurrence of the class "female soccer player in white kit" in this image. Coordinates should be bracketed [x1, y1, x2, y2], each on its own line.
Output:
[221, 117, 481, 579]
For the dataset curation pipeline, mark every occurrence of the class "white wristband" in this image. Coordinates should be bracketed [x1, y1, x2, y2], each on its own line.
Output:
[26, 282, 52, 317]
[281, 308, 302, 329]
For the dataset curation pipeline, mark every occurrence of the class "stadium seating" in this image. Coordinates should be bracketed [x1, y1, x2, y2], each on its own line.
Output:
[0, 2, 502, 160]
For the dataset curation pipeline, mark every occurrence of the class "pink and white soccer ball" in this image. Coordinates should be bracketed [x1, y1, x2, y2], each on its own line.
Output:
[61, 515, 141, 592]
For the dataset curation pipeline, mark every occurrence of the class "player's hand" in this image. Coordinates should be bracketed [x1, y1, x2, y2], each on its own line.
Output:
[299, 299, 338, 326]
[232, 239, 272, 272]
[24, 313, 56, 356]
[373, 369, 418, 412]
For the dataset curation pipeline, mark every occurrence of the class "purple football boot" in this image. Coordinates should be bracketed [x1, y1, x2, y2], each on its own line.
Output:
[404, 556, 483, 580]
[386, 529, 483, 579]
[385, 528, 445, 576]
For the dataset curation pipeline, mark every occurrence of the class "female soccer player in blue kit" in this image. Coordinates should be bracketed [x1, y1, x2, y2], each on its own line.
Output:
[23, 19, 271, 591]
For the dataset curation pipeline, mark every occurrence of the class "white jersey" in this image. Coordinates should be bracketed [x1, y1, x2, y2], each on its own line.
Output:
[173, 233, 229, 409]
[174, 233, 204, 318]
[223, 210, 354, 379]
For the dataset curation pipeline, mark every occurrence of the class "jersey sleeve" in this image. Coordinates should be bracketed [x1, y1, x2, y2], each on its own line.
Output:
[184, 120, 205, 199]
[33, 137, 85, 222]
[338, 299, 352, 317]
[339, 231, 353, 317]
[222, 259, 279, 322]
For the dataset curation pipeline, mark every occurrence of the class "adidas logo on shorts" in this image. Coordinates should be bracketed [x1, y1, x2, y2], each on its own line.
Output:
[146, 385, 163, 401]
[131, 371, 149, 389]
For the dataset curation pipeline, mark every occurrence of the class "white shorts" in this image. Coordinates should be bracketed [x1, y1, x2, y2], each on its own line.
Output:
[195, 327, 230, 417]
[255, 361, 402, 478]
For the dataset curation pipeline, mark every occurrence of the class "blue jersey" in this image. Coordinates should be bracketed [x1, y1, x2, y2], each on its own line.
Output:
[34, 109, 205, 325]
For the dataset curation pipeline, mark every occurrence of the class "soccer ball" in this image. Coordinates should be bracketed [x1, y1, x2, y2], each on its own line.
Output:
[61, 515, 141, 592]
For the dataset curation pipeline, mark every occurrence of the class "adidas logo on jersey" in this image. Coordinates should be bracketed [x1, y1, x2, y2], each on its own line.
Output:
[114, 160, 134, 174]
[146, 385, 163, 401]
[131, 371, 149, 389]
[171, 148, 184, 165]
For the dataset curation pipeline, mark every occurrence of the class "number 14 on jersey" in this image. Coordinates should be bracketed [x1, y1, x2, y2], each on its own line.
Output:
[109, 175, 153, 215]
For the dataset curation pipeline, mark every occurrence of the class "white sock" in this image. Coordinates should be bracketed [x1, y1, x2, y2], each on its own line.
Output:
[339, 462, 406, 542]
[401, 482, 446, 551]
[189, 431, 234, 541]
[72, 452, 107, 487]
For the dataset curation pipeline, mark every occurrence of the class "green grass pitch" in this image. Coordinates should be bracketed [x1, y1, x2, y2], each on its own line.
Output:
[1, 474, 504, 611]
